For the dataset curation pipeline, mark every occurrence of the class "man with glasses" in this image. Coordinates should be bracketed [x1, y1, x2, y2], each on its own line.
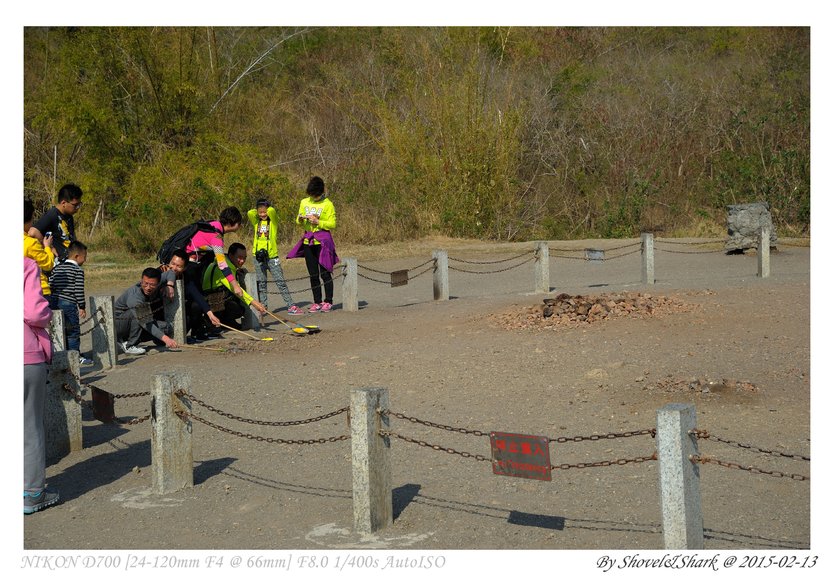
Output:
[28, 183, 84, 261]
[114, 268, 179, 355]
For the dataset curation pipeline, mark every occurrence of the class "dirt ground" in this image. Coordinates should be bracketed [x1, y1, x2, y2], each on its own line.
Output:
[20, 239, 812, 556]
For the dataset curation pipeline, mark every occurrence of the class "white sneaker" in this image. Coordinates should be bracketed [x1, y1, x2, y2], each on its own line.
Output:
[119, 342, 146, 355]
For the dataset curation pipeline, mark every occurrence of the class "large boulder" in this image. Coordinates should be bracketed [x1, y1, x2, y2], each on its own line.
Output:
[725, 202, 777, 253]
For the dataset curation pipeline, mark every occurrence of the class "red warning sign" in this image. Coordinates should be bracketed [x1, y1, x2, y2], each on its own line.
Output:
[490, 432, 552, 481]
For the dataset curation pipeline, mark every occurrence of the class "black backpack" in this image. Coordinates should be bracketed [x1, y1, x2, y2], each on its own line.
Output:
[157, 220, 219, 265]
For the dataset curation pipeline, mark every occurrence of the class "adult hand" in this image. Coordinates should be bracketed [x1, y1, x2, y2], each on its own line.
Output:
[308, 214, 319, 226]
[207, 311, 222, 327]
[251, 301, 267, 315]
[162, 335, 179, 349]
[164, 284, 175, 300]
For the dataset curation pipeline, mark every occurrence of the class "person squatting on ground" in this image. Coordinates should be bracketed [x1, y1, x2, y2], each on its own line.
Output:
[287, 176, 339, 313]
[27, 183, 83, 261]
[24, 257, 60, 514]
[202, 242, 267, 328]
[47, 240, 93, 367]
[248, 199, 303, 316]
[114, 268, 179, 355]
[159, 249, 222, 342]
[24, 198, 55, 300]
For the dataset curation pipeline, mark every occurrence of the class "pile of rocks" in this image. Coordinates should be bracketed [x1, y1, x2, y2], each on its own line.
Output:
[489, 291, 694, 330]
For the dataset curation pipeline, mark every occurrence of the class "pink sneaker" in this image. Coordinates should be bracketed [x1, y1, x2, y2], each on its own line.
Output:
[308, 303, 322, 313]
[320, 302, 333, 312]
[287, 305, 304, 316]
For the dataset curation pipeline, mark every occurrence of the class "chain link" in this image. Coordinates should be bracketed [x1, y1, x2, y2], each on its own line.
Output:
[181, 410, 350, 444]
[381, 429, 658, 470]
[177, 390, 348, 427]
[448, 255, 535, 275]
[383, 409, 489, 436]
[549, 428, 656, 443]
[448, 252, 531, 266]
[655, 238, 724, 246]
[690, 455, 808, 481]
[691, 429, 809, 461]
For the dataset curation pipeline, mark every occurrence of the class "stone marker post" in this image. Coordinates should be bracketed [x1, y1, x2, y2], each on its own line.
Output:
[534, 242, 550, 294]
[641, 233, 655, 285]
[351, 387, 392, 534]
[152, 371, 194, 494]
[45, 350, 83, 461]
[342, 257, 359, 312]
[164, 278, 187, 344]
[49, 308, 66, 353]
[243, 272, 260, 331]
[432, 250, 449, 301]
[89, 295, 116, 369]
[657, 403, 704, 549]
[758, 226, 771, 278]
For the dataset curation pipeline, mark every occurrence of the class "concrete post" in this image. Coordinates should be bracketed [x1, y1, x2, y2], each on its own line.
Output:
[49, 308, 66, 353]
[641, 233, 655, 285]
[534, 242, 550, 294]
[758, 226, 771, 278]
[351, 387, 392, 534]
[89, 295, 116, 370]
[151, 371, 194, 494]
[45, 350, 83, 461]
[432, 250, 449, 301]
[164, 278, 187, 344]
[242, 272, 260, 331]
[657, 403, 704, 549]
[342, 258, 359, 312]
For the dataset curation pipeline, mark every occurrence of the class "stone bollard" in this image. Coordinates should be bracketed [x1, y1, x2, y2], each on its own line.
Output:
[432, 250, 449, 301]
[656, 403, 704, 549]
[89, 295, 116, 369]
[45, 350, 83, 461]
[49, 308, 66, 353]
[151, 372, 194, 494]
[164, 278, 187, 344]
[242, 272, 261, 331]
[342, 258, 359, 312]
[351, 387, 392, 534]
[641, 233, 655, 285]
[534, 242, 550, 294]
[758, 226, 771, 278]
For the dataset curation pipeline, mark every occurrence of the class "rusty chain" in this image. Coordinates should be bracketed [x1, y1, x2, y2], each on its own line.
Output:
[605, 247, 643, 260]
[448, 255, 535, 275]
[380, 429, 658, 470]
[690, 455, 808, 481]
[382, 409, 489, 436]
[656, 246, 727, 254]
[179, 410, 350, 444]
[448, 252, 531, 266]
[358, 258, 436, 275]
[691, 429, 809, 461]
[61, 382, 150, 426]
[176, 390, 348, 427]
[383, 409, 655, 444]
[655, 238, 724, 246]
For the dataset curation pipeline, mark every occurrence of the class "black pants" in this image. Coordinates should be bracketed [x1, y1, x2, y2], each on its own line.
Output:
[303, 243, 333, 304]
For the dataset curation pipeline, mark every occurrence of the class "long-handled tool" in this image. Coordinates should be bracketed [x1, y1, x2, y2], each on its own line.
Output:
[273, 312, 321, 334]
[264, 310, 309, 335]
[181, 343, 227, 352]
[217, 322, 274, 342]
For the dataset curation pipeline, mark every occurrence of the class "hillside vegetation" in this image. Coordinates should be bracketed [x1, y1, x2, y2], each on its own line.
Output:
[23, 27, 809, 255]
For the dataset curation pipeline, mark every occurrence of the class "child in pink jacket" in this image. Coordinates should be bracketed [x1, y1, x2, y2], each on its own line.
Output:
[24, 257, 59, 514]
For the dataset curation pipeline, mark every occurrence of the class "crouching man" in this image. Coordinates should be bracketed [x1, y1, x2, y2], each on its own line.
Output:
[115, 267, 179, 355]
[202, 242, 266, 329]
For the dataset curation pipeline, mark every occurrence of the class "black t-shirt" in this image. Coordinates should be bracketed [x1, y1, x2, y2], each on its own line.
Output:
[33, 207, 75, 260]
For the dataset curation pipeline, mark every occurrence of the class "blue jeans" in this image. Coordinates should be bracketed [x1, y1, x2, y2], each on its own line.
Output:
[256, 256, 294, 309]
[57, 299, 81, 353]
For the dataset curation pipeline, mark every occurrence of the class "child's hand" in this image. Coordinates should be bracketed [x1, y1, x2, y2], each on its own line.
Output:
[78, 308, 87, 319]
